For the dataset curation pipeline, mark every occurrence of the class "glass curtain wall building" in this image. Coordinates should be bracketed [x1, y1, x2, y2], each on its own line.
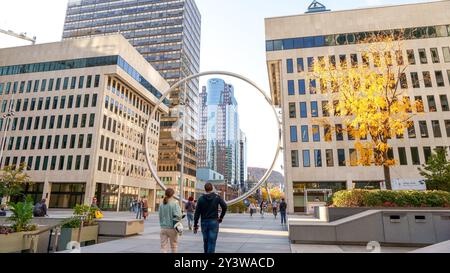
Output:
[63, 0, 201, 201]
[198, 79, 246, 188]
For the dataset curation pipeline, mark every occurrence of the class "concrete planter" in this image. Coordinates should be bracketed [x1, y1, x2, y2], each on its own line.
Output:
[0, 232, 39, 253]
[326, 207, 450, 222]
[58, 225, 99, 251]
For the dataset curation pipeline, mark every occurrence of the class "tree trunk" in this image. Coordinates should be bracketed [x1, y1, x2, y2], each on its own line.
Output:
[383, 165, 392, 190]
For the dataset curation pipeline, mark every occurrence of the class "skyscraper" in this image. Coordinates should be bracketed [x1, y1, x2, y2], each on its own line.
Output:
[62, 0, 201, 199]
[198, 78, 245, 186]
[265, 1, 450, 213]
[239, 130, 248, 190]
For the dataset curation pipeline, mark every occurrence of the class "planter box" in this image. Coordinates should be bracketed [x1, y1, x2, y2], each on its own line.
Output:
[327, 207, 450, 222]
[0, 232, 39, 253]
[58, 225, 99, 251]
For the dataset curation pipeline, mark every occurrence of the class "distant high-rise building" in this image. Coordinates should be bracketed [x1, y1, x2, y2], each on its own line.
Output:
[239, 130, 248, 189]
[62, 0, 202, 199]
[198, 78, 244, 186]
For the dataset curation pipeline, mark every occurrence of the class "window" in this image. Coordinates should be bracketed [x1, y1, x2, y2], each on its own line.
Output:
[83, 155, 90, 170]
[81, 114, 87, 128]
[92, 94, 97, 107]
[443, 47, 450, 62]
[329, 55, 337, 69]
[408, 122, 417, 138]
[62, 135, 68, 149]
[398, 148, 407, 165]
[50, 156, 57, 170]
[52, 97, 58, 109]
[34, 156, 41, 171]
[445, 120, 450, 137]
[301, 125, 309, 142]
[55, 78, 61, 91]
[448, 70, 450, 86]
[441, 95, 449, 111]
[68, 95, 74, 108]
[75, 155, 81, 170]
[72, 114, 78, 128]
[53, 135, 60, 149]
[307, 57, 314, 72]
[78, 134, 84, 148]
[84, 94, 89, 107]
[46, 135, 52, 149]
[67, 156, 73, 171]
[432, 120, 442, 138]
[76, 95, 82, 108]
[407, 49, 416, 65]
[48, 79, 54, 91]
[42, 156, 48, 171]
[302, 150, 311, 167]
[324, 125, 332, 142]
[350, 54, 358, 67]
[424, 147, 432, 164]
[33, 80, 39, 92]
[427, 95, 437, 112]
[418, 49, 428, 64]
[419, 121, 429, 138]
[309, 79, 316, 94]
[58, 156, 65, 170]
[86, 76, 92, 88]
[349, 149, 358, 166]
[314, 150, 322, 167]
[297, 58, 304, 72]
[399, 73, 408, 89]
[415, 96, 424, 112]
[300, 102, 307, 118]
[298, 80, 306, 95]
[337, 149, 346, 166]
[423, 72, 432, 87]
[326, 149, 334, 167]
[78, 76, 84, 89]
[336, 124, 344, 141]
[431, 48, 440, 63]
[286, 59, 294, 73]
[312, 125, 320, 142]
[30, 136, 36, 150]
[63, 77, 69, 90]
[86, 134, 92, 149]
[339, 54, 347, 68]
[411, 147, 420, 165]
[288, 80, 295, 96]
[436, 71, 445, 87]
[40, 79, 47, 92]
[94, 75, 100, 88]
[322, 101, 329, 117]
[291, 150, 299, 167]
[289, 103, 296, 118]
[411, 72, 420, 88]
[290, 126, 298, 142]
[70, 135, 76, 149]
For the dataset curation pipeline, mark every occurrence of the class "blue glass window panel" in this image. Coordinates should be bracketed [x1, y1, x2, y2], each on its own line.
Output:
[298, 80, 306, 95]
[290, 126, 298, 142]
[266, 41, 274, 51]
[314, 150, 322, 167]
[300, 102, 307, 118]
[311, 101, 319, 117]
[288, 80, 295, 96]
[283, 39, 294, 50]
[301, 125, 309, 142]
[293, 38, 304, 49]
[303, 150, 311, 167]
[314, 36, 325, 47]
[304, 37, 314, 48]
[287, 59, 294, 74]
[310, 79, 317, 94]
[297, 58, 304, 72]
[307, 57, 314, 71]
[312, 125, 320, 142]
[274, 40, 283, 51]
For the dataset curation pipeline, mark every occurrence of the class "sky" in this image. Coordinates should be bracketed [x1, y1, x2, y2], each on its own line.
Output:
[0, 0, 435, 173]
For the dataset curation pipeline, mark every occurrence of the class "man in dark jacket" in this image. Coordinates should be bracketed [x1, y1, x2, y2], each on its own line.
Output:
[194, 183, 227, 253]
[279, 198, 287, 225]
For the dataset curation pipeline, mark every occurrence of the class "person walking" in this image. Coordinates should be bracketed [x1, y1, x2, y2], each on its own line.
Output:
[159, 188, 182, 253]
[185, 196, 196, 230]
[272, 200, 278, 219]
[249, 203, 256, 217]
[279, 198, 287, 226]
[33, 199, 48, 217]
[260, 200, 265, 218]
[136, 198, 143, 219]
[142, 197, 149, 220]
[194, 183, 227, 253]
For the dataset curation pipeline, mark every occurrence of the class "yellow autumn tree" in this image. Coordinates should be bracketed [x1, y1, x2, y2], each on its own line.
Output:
[312, 34, 423, 190]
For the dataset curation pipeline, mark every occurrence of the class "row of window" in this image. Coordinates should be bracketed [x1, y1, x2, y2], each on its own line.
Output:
[286, 47, 450, 74]
[1, 94, 98, 114]
[290, 119, 450, 143]
[267, 24, 450, 51]
[291, 146, 442, 168]
[97, 156, 149, 179]
[4, 134, 93, 151]
[287, 69, 450, 96]
[289, 94, 450, 120]
[99, 135, 145, 162]
[0, 75, 100, 95]
[1, 155, 90, 171]
[0, 114, 95, 132]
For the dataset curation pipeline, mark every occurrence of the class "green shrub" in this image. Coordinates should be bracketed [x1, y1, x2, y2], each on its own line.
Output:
[332, 190, 450, 208]
[228, 201, 247, 213]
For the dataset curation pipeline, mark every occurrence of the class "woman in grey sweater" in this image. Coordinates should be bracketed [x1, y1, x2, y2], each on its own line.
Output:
[158, 188, 182, 253]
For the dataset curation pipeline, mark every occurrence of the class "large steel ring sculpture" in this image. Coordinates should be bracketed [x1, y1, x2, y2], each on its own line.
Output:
[144, 71, 282, 206]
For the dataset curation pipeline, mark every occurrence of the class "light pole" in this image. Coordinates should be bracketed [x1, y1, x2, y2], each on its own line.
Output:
[179, 80, 188, 211]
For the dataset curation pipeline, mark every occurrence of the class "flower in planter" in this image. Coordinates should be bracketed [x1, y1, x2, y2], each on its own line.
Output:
[0, 226, 14, 235]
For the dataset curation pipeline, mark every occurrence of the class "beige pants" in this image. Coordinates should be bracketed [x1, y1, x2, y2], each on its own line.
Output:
[160, 228, 179, 253]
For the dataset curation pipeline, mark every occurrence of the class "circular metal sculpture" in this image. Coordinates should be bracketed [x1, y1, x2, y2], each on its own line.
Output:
[144, 71, 282, 206]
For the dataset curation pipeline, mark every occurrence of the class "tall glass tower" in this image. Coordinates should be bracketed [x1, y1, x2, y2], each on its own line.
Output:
[199, 78, 244, 186]
[62, 0, 201, 198]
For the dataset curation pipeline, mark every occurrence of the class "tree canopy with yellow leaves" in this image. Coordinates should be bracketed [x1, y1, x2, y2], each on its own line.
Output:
[312, 34, 422, 190]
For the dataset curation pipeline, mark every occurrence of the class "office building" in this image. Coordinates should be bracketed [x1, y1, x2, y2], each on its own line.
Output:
[198, 78, 243, 186]
[62, 0, 202, 202]
[0, 35, 169, 211]
[265, 1, 450, 212]
[239, 130, 248, 190]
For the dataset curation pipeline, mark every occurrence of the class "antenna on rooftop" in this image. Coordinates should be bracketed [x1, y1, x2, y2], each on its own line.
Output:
[306, 0, 330, 13]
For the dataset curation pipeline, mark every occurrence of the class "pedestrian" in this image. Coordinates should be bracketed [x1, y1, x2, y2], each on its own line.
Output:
[249, 203, 256, 217]
[136, 198, 143, 219]
[279, 198, 287, 226]
[142, 197, 149, 220]
[194, 183, 227, 253]
[185, 196, 195, 230]
[0, 205, 6, 217]
[159, 188, 182, 253]
[260, 200, 265, 218]
[272, 200, 278, 219]
[90, 197, 99, 210]
[130, 199, 134, 213]
[33, 199, 48, 217]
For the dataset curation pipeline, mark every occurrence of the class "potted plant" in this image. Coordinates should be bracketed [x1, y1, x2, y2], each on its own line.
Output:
[0, 197, 39, 253]
[58, 204, 99, 251]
